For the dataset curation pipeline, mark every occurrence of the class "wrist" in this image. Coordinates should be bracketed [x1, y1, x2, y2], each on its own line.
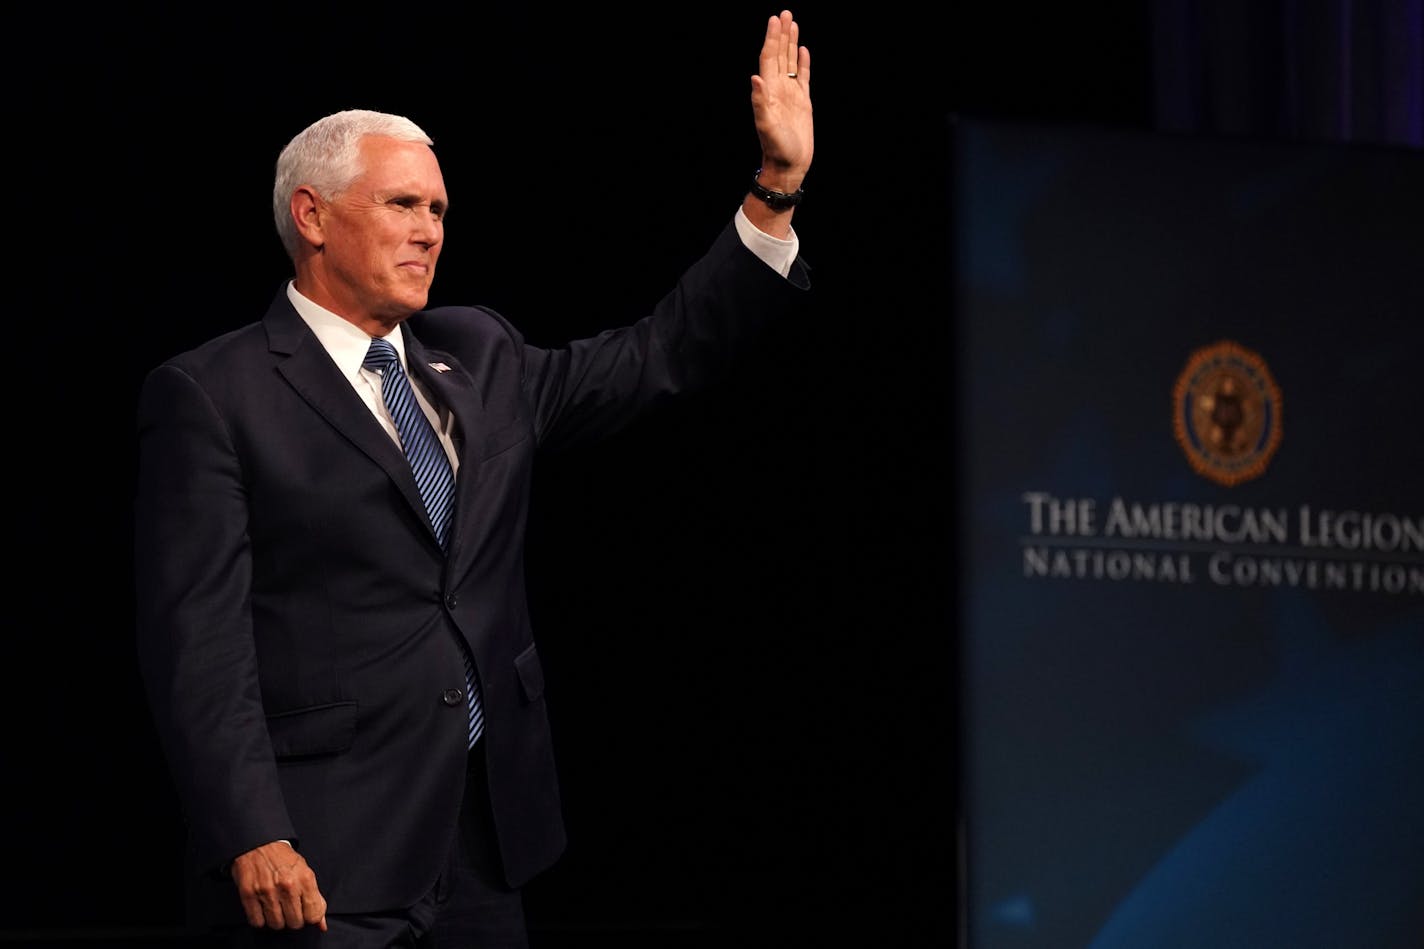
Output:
[749, 168, 804, 211]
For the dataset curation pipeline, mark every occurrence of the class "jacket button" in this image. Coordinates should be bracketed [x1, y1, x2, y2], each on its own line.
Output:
[442, 688, 464, 706]
[445, 593, 458, 609]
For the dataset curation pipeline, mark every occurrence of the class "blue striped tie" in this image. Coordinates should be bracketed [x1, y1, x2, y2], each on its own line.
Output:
[364, 336, 484, 747]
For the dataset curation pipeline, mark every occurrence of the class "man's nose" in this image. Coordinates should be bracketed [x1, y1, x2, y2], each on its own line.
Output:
[412, 210, 442, 246]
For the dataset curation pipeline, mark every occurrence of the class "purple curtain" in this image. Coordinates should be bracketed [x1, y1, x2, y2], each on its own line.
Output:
[1153, 0, 1423, 147]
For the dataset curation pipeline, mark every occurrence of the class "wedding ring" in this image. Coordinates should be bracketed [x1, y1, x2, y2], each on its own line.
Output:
[787, 72, 797, 78]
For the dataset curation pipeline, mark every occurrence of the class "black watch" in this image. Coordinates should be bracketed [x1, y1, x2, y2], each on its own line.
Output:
[749, 169, 804, 211]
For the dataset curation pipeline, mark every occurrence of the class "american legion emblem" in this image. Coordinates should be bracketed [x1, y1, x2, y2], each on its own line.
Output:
[1173, 340, 1283, 487]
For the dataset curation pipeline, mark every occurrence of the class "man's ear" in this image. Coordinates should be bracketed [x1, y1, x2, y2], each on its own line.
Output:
[290, 185, 325, 249]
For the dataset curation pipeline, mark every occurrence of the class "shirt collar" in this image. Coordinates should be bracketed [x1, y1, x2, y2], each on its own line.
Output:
[285, 281, 409, 380]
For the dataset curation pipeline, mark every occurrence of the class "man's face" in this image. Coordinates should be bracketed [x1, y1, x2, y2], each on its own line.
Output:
[318, 135, 448, 326]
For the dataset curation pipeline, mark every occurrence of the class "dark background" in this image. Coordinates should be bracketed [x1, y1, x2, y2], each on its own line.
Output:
[8, 1, 1417, 945]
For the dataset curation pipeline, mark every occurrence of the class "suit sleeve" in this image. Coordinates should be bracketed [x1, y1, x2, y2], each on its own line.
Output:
[134, 362, 296, 874]
[520, 217, 811, 452]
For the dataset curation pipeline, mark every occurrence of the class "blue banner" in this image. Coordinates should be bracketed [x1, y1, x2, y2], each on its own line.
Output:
[954, 119, 1423, 948]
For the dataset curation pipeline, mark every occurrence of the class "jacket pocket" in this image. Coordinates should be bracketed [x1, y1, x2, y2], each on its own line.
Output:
[266, 701, 358, 759]
[514, 642, 545, 704]
[482, 417, 530, 461]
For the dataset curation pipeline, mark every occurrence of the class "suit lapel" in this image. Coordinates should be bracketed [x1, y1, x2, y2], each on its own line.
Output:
[263, 294, 434, 541]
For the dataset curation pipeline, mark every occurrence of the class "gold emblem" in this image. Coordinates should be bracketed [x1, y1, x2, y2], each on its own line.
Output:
[1173, 340, 1283, 486]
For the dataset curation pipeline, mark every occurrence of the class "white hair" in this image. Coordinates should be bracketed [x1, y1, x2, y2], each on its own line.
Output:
[272, 109, 433, 262]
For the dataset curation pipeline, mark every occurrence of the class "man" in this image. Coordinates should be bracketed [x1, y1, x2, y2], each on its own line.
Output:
[134, 9, 812, 947]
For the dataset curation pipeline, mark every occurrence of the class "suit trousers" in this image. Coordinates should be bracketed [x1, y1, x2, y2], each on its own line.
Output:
[205, 747, 528, 949]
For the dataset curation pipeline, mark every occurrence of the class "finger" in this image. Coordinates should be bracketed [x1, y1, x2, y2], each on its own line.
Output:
[784, 12, 799, 76]
[256, 890, 288, 930]
[239, 893, 267, 929]
[759, 14, 782, 79]
[304, 891, 330, 927]
[242, 877, 288, 929]
[270, 858, 324, 930]
[278, 889, 305, 930]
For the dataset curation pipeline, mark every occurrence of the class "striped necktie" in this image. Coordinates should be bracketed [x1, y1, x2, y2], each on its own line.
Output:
[364, 336, 484, 747]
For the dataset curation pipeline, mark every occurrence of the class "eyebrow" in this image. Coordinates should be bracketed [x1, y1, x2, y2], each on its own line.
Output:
[386, 192, 448, 215]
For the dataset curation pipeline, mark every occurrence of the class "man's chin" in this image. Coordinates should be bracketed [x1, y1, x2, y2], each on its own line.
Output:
[394, 290, 431, 317]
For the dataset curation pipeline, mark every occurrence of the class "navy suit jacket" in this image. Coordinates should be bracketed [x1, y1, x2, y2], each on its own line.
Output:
[134, 219, 810, 922]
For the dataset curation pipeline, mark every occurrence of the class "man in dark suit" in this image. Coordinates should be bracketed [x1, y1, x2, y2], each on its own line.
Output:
[134, 9, 812, 947]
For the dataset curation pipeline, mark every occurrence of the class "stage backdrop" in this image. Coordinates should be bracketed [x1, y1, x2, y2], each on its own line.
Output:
[952, 118, 1423, 948]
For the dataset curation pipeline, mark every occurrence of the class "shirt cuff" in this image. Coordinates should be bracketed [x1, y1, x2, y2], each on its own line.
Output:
[734, 206, 798, 278]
